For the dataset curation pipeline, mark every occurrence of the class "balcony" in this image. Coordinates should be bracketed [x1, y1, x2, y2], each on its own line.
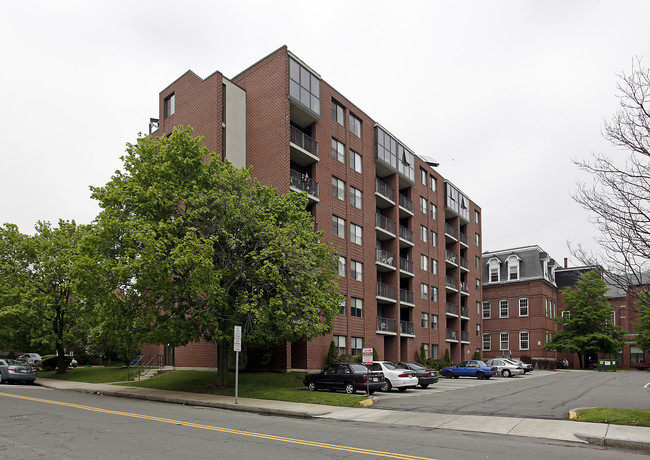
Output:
[400, 288, 414, 306]
[376, 282, 397, 303]
[460, 257, 469, 272]
[459, 232, 469, 247]
[375, 178, 395, 208]
[400, 320, 415, 336]
[289, 169, 319, 204]
[398, 194, 413, 217]
[376, 248, 396, 272]
[460, 282, 470, 295]
[444, 223, 458, 241]
[445, 302, 459, 317]
[375, 214, 396, 240]
[399, 225, 414, 247]
[377, 316, 397, 334]
[460, 306, 470, 319]
[399, 257, 414, 276]
[461, 331, 470, 343]
[446, 329, 459, 342]
[289, 126, 318, 166]
[445, 276, 458, 292]
[445, 250, 458, 267]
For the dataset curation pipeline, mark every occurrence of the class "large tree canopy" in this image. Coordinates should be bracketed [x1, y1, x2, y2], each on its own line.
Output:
[90, 126, 342, 384]
[0, 220, 87, 373]
[544, 270, 624, 367]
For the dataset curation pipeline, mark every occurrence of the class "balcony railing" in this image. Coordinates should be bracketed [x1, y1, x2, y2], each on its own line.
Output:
[400, 288, 414, 305]
[399, 257, 413, 273]
[446, 302, 459, 316]
[446, 329, 458, 341]
[460, 282, 470, 293]
[399, 194, 413, 212]
[400, 320, 415, 335]
[377, 282, 396, 300]
[460, 232, 468, 246]
[444, 223, 457, 239]
[376, 214, 396, 235]
[399, 225, 413, 243]
[376, 248, 395, 267]
[460, 257, 469, 270]
[445, 276, 458, 290]
[445, 250, 458, 265]
[290, 169, 318, 197]
[375, 178, 394, 201]
[461, 306, 470, 318]
[290, 125, 318, 156]
[377, 316, 397, 333]
[461, 331, 470, 342]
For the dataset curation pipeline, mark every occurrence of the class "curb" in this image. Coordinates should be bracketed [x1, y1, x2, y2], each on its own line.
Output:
[574, 433, 650, 452]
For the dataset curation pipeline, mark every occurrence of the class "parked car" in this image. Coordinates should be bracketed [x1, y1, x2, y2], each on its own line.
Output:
[17, 353, 42, 365]
[440, 360, 497, 380]
[0, 359, 37, 384]
[303, 363, 385, 395]
[485, 358, 524, 377]
[509, 358, 533, 373]
[369, 361, 418, 392]
[395, 361, 439, 388]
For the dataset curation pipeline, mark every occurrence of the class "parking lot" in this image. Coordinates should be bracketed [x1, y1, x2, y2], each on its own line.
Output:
[370, 369, 650, 420]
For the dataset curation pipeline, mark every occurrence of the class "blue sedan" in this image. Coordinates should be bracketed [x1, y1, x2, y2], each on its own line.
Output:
[440, 360, 497, 380]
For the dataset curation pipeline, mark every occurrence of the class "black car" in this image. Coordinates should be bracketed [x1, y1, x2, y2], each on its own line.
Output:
[303, 363, 385, 394]
[395, 361, 439, 388]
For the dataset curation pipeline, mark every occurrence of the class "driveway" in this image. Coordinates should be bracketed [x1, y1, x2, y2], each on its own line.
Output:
[370, 369, 650, 420]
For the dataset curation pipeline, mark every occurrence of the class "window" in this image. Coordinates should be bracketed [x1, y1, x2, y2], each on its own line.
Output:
[475, 256, 480, 269]
[420, 225, 428, 243]
[562, 310, 571, 319]
[476, 324, 481, 336]
[421, 312, 429, 328]
[475, 233, 480, 246]
[350, 223, 362, 245]
[420, 254, 428, 271]
[488, 257, 500, 282]
[476, 301, 481, 315]
[475, 210, 480, 223]
[430, 175, 437, 192]
[519, 331, 529, 350]
[350, 186, 362, 209]
[430, 203, 437, 219]
[482, 333, 491, 351]
[333, 335, 346, 355]
[289, 57, 320, 114]
[332, 216, 345, 238]
[431, 231, 437, 247]
[420, 197, 427, 214]
[475, 278, 480, 290]
[519, 298, 529, 317]
[350, 260, 363, 281]
[331, 138, 345, 163]
[422, 344, 429, 358]
[500, 300, 509, 318]
[421, 283, 428, 299]
[431, 259, 438, 275]
[351, 298, 363, 318]
[490, 267, 499, 282]
[507, 255, 520, 280]
[339, 300, 346, 315]
[482, 301, 491, 319]
[350, 150, 362, 174]
[611, 310, 616, 324]
[338, 257, 346, 277]
[164, 93, 175, 117]
[331, 100, 344, 125]
[431, 343, 439, 358]
[431, 314, 438, 330]
[332, 177, 345, 200]
[350, 113, 362, 137]
[500, 332, 509, 351]
[420, 168, 427, 184]
[431, 287, 438, 302]
[351, 337, 363, 355]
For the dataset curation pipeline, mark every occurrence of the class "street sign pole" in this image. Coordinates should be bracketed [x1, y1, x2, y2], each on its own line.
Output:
[234, 326, 242, 404]
[362, 347, 373, 396]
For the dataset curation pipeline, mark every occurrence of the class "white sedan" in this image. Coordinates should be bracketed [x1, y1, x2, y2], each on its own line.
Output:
[369, 361, 418, 392]
[485, 358, 525, 377]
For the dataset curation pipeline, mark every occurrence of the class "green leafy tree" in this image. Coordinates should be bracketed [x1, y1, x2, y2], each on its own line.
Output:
[635, 291, 650, 353]
[544, 270, 624, 368]
[0, 221, 88, 373]
[90, 127, 342, 386]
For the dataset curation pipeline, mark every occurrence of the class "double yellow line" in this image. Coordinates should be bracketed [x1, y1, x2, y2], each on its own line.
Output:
[0, 392, 437, 460]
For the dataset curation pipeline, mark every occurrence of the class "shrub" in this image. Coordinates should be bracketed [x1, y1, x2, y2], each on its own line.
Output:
[335, 354, 362, 364]
[520, 355, 532, 364]
[39, 354, 72, 371]
[427, 358, 448, 370]
[416, 344, 427, 365]
[473, 350, 482, 360]
[443, 348, 452, 366]
[326, 341, 338, 366]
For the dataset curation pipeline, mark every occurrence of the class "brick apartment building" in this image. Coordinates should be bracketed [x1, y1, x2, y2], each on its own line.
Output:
[142, 46, 484, 371]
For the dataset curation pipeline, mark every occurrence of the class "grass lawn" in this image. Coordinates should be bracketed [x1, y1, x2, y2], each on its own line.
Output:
[41, 367, 369, 407]
[573, 408, 650, 427]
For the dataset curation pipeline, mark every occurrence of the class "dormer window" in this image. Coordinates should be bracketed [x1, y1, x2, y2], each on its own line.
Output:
[506, 255, 521, 281]
[487, 257, 501, 283]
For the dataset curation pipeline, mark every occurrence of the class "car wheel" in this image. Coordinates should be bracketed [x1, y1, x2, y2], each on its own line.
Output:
[381, 380, 392, 392]
[398, 387, 408, 392]
[420, 384, 429, 389]
[502, 369, 511, 378]
[445, 371, 454, 379]
[307, 382, 317, 391]
[477, 371, 485, 380]
[344, 383, 356, 395]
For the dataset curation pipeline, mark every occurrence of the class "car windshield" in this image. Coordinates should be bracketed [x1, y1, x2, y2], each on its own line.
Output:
[349, 364, 369, 373]
[407, 362, 425, 369]
[367, 363, 382, 372]
[476, 361, 488, 367]
[382, 362, 400, 370]
[6, 360, 24, 365]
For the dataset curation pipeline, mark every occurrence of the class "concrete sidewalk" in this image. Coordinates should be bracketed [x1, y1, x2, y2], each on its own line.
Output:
[36, 378, 650, 453]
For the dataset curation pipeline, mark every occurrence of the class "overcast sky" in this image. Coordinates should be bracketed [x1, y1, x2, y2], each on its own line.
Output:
[2, 0, 647, 266]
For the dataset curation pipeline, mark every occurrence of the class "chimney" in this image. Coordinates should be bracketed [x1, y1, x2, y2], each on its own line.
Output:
[564, 258, 568, 268]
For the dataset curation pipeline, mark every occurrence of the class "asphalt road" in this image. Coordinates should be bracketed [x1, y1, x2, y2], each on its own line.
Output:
[371, 369, 650, 419]
[1, 383, 647, 460]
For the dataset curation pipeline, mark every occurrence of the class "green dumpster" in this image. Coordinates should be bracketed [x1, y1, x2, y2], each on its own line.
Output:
[597, 360, 617, 371]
